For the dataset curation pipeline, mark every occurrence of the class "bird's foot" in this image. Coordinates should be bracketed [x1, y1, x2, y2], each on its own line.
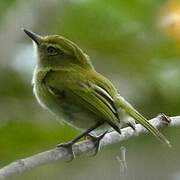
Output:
[57, 142, 75, 161]
[127, 121, 136, 131]
[158, 113, 171, 126]
[87, 131, 108, 156]
[127, 121, 139, 136]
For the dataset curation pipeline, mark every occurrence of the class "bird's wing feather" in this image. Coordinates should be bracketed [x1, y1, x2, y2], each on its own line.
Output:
[45, 71, 121, 133]
[70, 83, 116, 121]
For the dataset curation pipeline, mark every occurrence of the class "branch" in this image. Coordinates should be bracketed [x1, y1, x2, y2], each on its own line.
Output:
[0, 115, 179, 179]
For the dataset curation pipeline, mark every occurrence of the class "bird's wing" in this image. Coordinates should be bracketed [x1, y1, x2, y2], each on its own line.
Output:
[70, 82, 122, 133]
[45, 71, 121, 134]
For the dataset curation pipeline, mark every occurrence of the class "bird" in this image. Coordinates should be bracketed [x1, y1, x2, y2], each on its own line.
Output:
[24, 29, 170, 159]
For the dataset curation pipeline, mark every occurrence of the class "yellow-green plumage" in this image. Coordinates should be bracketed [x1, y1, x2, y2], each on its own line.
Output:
[24, 29, 170, 149]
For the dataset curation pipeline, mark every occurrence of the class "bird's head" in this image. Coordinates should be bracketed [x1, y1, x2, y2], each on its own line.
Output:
[24, 29, 93, 70]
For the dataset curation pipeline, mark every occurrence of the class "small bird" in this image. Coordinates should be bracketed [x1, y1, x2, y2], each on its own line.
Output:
[24, 29, 170, 159]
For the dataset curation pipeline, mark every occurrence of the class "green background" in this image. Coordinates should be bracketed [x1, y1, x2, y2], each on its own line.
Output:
[0, 0, 180, 179]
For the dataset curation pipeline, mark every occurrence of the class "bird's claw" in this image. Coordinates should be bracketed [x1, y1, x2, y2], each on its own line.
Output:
[57, 142, 75, 161]
[88, 131, 108, 156]
[158, 113, 171, 125]
[127, 121, 136, 131]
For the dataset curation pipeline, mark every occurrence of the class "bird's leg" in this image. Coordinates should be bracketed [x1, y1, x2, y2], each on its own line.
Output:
[86, 131, 108, 156]
[57, 121, 104, 161]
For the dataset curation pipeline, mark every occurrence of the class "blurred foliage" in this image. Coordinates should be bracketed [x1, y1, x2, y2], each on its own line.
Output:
[0, 0, 16, 19]
[0, 0, 180, 180]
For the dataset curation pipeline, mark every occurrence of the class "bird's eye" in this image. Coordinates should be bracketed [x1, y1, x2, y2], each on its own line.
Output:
[47, 46, 58, 56]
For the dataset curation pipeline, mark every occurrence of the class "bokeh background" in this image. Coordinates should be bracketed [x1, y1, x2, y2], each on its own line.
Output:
[0, 0, 180, 179]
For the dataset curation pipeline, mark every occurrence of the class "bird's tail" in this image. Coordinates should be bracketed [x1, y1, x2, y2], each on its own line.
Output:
[115, 95, 171, 148]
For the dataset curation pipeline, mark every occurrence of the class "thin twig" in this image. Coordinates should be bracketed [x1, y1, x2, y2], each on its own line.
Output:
[0, 115, 179, 179]
[116, 146, 128, 179]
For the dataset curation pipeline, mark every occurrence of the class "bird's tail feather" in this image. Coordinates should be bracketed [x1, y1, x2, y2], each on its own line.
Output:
[115, 96, 171, 148]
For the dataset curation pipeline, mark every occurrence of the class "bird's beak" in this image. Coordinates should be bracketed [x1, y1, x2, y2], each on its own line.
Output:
[23, 29, 42, 45]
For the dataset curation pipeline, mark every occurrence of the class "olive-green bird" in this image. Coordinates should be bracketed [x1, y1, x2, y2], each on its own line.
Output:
[24, 29, 170, 158]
